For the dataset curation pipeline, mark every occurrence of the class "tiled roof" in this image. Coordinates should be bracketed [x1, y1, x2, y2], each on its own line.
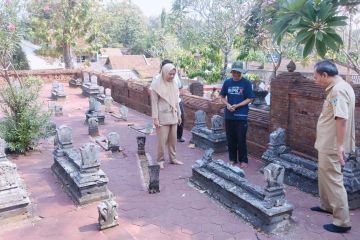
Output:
[105, 55, 148, 70]
[99, 48, 123, 57]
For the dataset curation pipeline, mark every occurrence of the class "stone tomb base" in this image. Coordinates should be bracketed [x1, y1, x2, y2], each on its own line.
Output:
[51, 148, 111, 205]
[190, 151, 293, 233]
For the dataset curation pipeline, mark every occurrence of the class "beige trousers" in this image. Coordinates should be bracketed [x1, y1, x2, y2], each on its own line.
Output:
[318, 151, 351, 227]
[156, 124, 177, 163]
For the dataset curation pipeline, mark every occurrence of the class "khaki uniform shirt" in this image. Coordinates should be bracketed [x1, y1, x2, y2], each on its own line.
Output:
[315, 77, 356, 154]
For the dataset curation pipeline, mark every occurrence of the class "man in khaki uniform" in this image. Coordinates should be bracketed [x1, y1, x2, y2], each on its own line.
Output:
[311, 60, 355, 233]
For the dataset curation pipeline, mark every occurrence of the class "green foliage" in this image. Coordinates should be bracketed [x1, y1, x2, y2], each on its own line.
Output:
[12, 47, 30, 70]
[273, 0, 347, 58]
[246, 73, 261, 81]
[0, 0, 23, 64]
[0, 77, 51, 153]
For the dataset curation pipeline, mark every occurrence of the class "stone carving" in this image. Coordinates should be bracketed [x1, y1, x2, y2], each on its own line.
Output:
[86, 97, 105, 125]
[287, 60, 296, 72]
[99, 86, 105, 95]
[51, 136, 112, 205]
[88, 117, 99, 137]
[0, 138, 31, 219]
[82, 74, 100, 97]
[203, 148, 214, 162]
[104, 88, 113, 113]
[137, 136, 146, 155]
[191, 151, 293, 233]
[107, 132, 120, 152]
[97, 199, 119, 230]
[51, 81, 66, 100]
[191, 112, 227, 153]
[211, 115, 224, 134]
[263, 163, 286, 209]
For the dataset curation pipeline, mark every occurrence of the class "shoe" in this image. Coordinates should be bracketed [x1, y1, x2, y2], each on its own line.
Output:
[323, 224, 351, 233]
[170, 159, 183, 165]
[158, 161, 165, 169]
[177, 138, 186, 142]
[310, 206, 332, 214]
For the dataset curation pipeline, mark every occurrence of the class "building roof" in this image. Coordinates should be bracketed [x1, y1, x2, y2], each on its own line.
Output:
[134, 65, 160, 79]
[105, 55, 148, 70]
[99, 48, 123, 57]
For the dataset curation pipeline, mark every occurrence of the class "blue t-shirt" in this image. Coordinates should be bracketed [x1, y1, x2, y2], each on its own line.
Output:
[219, 77, 255, 120]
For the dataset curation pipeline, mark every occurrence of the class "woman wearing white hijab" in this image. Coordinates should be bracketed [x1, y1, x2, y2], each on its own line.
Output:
[151, 63, 183, 169]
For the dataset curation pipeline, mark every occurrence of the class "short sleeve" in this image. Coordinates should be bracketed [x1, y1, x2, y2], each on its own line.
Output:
[331, 89, 349, 120]
[219, 81, 227, 97]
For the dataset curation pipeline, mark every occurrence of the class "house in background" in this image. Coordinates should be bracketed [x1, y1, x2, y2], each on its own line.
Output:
[103, 54, 160, 81]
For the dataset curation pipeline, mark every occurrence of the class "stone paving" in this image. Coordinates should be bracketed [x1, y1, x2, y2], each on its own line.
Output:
[1, 84, 360, 240]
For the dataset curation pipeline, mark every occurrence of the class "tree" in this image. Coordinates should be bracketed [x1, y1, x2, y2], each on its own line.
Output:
[272, 0, 360, 74]
[0, 0, 50, 153]
[27, 0, 103, 68]
[186, 0, 255, 80]
[104, 1, 147, 54]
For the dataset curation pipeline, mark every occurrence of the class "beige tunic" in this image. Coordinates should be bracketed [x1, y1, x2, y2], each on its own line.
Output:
[151, 90, 181, 126]
[315, 77, 356, 154]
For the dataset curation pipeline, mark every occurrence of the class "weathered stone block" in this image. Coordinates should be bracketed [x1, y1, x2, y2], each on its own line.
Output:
[97, 199, 119, 230]
[191, 149, 293, 233]
[191, 111, 227, 153]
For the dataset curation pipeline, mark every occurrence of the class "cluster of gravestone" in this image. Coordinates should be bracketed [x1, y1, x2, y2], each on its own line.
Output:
[50, 81, 66, 116]
[262, 128, 360, 209]
[191, 110, 227, 153]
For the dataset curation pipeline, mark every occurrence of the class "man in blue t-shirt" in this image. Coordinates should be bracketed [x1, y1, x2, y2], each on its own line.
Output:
[219, 61, 255, 168]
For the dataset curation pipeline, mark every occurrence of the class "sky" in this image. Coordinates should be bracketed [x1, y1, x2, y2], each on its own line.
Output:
[131, 0, 173, 17]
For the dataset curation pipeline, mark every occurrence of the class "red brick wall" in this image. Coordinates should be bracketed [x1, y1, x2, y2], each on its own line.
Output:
[271, 72, 360, 159]
[82, 70, 270, 157]
[6, 69, 81, 83]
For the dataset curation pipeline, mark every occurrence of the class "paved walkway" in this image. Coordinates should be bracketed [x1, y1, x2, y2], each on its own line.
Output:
[1, 84, 360, 240]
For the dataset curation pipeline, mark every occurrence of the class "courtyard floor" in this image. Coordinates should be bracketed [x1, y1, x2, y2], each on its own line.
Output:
[0, 83, 359, 240]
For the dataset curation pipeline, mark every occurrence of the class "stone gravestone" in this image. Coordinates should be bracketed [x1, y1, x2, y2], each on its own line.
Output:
[107, 132, 120, 152]
[191, 113, 227, 153]
[97, 86, 105, 103]
[97, 199, 119, 230]
[82, 75, 100, 97]
[194, 110, 206, 129]
[80, 143, 100, 172]
[51, 81, 66, 100]
[54, 125, 73, 151]
[120, 105, 129, 121]
[104, 88, 113, 113]
[0, 138, 31, 219]
[86, 97, 105, 124]
[136, 136, 146, 155]
[88, 117, 99, 137]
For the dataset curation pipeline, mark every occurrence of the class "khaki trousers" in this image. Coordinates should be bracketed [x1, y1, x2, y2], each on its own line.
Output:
[318, 151, 351, 227]
[156, 124, 177, 163]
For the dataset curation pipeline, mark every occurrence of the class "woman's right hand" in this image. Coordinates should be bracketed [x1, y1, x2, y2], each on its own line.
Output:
[153, 118, 160, 128]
